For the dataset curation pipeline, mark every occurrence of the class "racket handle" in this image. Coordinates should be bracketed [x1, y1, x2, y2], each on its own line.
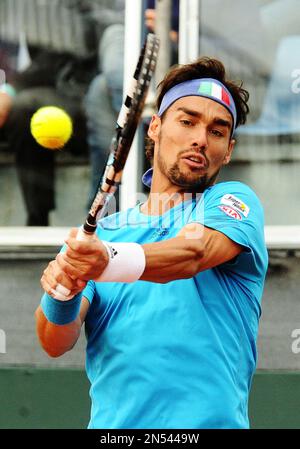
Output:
[76, 226, 96, 242]
[51, 285, 73, 301]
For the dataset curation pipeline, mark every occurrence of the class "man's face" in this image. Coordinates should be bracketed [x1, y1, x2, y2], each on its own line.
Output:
[148, 95, 235, 192]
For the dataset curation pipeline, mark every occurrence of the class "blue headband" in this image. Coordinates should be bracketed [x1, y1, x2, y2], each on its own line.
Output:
[142, 78, 237, 188]
[158, 78, 237, 130]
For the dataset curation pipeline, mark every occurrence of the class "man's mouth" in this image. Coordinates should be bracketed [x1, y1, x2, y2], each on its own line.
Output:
[181, 153, 207, 169]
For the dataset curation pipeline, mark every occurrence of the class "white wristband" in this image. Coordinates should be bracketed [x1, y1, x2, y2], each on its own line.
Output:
[96, 241, 146, 283]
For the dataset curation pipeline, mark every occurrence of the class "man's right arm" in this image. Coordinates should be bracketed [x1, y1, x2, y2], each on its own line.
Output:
[35, 258, 90, 358]
[35, 297, 90, 358]
[0, 92, 12, 127]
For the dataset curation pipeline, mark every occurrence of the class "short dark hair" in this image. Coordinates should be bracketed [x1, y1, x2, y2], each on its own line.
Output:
[145, 56, 249, 162]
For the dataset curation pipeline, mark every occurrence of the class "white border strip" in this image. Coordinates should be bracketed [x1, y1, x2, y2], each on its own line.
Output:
[264, 226, 300, 250]
[0, 227, 70, 247]
[0, 226, 300, 250]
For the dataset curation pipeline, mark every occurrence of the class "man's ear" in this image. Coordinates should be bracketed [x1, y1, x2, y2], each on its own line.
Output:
[147, 114, 161, 142]
[223, 138, 235, 165]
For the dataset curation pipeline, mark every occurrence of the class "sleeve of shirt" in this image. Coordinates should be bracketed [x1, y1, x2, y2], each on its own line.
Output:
[82, 280, 96, 304]
[187, 182, 268, 280]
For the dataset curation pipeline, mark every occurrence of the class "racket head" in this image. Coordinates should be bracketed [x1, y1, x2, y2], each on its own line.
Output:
[120, 34, 160, 148]
[83, 33, 160, 234]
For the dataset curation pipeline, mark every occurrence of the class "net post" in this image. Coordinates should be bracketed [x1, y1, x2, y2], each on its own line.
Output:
[121, 0, 143, 211]
[178, 0, 200, 64]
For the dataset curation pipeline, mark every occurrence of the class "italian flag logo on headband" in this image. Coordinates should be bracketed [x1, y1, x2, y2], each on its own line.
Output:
[198, 81, 231, 106]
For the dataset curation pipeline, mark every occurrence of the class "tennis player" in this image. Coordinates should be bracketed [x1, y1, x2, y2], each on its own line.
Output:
[35, 57, 268, 429]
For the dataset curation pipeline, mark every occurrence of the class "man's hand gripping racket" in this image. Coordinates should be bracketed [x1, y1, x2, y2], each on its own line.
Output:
[53, 33, 160, 300]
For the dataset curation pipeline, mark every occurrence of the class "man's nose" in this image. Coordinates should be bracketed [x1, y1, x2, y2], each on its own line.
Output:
[190, 127, 208, 150]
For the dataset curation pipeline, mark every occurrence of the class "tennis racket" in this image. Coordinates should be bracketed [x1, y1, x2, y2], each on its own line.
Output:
[54, 33, 159, 300]
[78, 32, 159, 240]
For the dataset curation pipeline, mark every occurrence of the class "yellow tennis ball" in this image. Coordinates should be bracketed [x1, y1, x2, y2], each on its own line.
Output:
[30, 106, 73, 150]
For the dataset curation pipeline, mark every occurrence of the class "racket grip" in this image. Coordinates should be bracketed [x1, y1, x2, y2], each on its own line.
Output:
[51, 285, 73, 301]
[76, 226, 95, 242]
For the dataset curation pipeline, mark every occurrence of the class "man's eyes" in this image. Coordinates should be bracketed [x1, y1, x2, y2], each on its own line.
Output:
[178, 119, 227, 137]
[210, 129, 224, 137]
[179, 119, 193, 126]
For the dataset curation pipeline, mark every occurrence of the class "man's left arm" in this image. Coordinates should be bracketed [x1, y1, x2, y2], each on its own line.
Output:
[57, 224, 242, 284]
[140, 223, 242, 283]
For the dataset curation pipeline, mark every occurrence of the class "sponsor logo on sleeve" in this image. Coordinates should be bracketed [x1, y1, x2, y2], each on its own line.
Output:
[218, 205, 242, 220]
[220, 194, 250, 217]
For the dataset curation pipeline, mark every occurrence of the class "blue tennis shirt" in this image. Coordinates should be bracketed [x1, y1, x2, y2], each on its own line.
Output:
[82, 181, 268, 429]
